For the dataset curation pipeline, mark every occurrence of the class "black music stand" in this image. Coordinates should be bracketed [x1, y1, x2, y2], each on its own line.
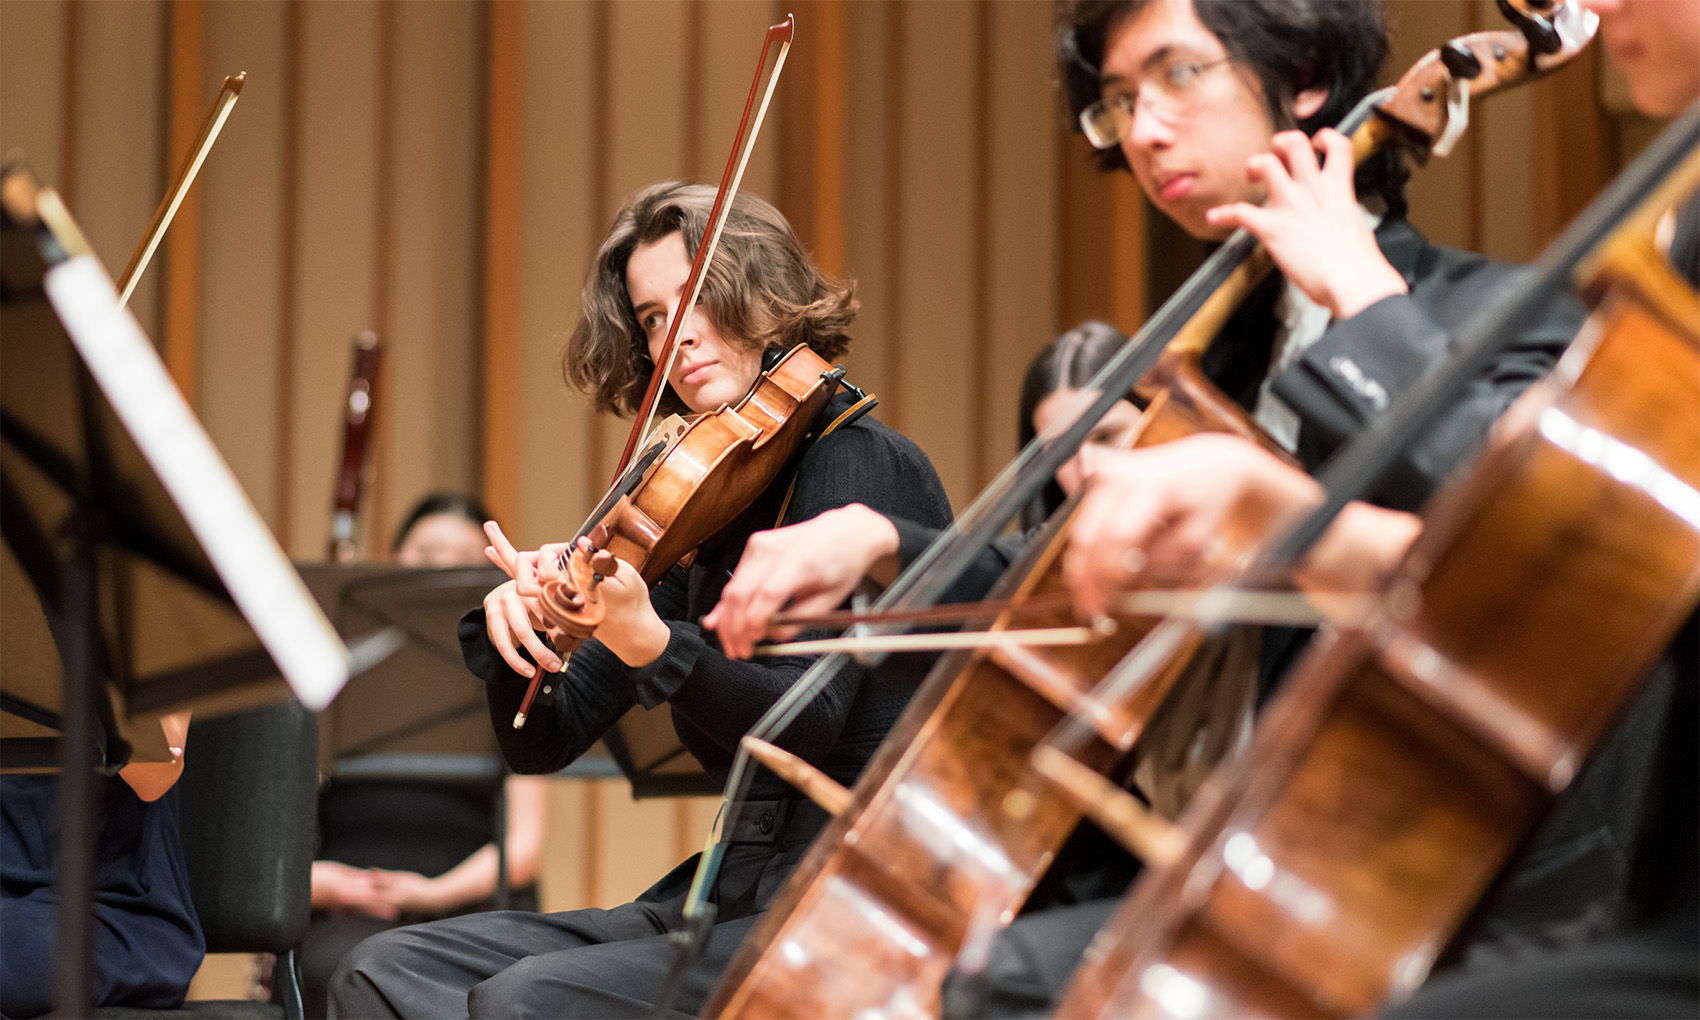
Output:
[0, 165, 365, 1017]
[297, 561, 719, 797]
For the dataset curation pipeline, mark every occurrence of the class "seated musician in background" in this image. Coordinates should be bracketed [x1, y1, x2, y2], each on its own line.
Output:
[300, 492, 548, 1019]
[1, 711, 201, 1017]
[327, 182, 952, 1019]
[707, 0, 1618, 1013]
[1017, 320, 1137, 531]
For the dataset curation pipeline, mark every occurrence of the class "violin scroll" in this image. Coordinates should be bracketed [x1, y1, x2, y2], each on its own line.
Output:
[536, 526, 616, 650]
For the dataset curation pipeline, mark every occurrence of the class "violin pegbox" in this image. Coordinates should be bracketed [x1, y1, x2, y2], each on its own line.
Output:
[538, 524, 617, 652]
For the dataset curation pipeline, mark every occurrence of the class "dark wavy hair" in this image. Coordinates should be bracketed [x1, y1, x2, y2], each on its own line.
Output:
[1055, 0, 1409, 218]
[563, 182, 859, 416]
[1017, 320, 1131, 529]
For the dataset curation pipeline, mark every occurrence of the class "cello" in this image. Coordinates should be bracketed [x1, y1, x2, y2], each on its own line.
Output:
[704, 5, 1596, 1018]
[1046, 102, 1700, 1020]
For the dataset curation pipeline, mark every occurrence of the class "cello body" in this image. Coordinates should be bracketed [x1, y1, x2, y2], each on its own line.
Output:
[1050, 181, 1700, 1019]
[708, 358, 1289, 1020]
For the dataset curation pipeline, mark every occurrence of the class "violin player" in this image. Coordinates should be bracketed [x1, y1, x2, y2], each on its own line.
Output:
[703, 0, 1639, 1013]
[326, 183, 951, 1019]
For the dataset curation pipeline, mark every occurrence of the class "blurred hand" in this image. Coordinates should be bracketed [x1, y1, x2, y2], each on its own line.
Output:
[1062, 435, 1320, 619]
[310, 860, 399, 919]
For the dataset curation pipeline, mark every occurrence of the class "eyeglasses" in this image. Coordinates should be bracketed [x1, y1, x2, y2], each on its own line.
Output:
[1078, 56, 1232, 150]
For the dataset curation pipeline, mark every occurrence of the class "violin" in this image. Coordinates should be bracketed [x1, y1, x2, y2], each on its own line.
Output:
[508, 16, 839, 733]
[705, 6, 1596, 1017]
[1049, 103, 1700, 1020]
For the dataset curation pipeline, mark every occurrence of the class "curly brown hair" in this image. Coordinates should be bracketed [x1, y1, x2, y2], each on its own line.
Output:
[562, 181, 859, 416]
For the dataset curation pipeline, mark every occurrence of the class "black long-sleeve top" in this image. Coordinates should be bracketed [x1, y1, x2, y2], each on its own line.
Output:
[459, 390, 954, 801]
[886, 215, 1582, 609]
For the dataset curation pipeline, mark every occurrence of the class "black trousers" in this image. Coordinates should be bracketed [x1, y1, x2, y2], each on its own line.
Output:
[1381, 914, 1699, 1019]
[940, 899, 1120, 1020]
[327, 799, 824, 1019]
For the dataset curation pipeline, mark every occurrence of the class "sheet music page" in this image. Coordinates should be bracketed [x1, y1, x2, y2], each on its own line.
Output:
[43, 254, 350, 710]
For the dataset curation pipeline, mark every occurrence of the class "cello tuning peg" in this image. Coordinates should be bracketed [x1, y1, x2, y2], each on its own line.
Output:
[1440, 41, 1483, 81]
[1495, 0, 1563, 56]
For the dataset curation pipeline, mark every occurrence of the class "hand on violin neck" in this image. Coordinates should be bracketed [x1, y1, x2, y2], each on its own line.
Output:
[578, 554, 669, 668]
[703, 504, 901, 660]
[1204, 129, 1408, 320]
[483, 578, 564, 679]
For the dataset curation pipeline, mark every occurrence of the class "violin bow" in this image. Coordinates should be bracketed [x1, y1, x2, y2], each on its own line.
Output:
[611, 16, 794, 486]
[117, 72, 245, 308]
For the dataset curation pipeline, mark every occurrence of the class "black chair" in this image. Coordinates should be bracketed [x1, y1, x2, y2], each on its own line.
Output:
[96, 698, 318, 1019]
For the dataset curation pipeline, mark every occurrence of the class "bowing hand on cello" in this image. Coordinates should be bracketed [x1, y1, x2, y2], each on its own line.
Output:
[1062, 433, 1421, 618]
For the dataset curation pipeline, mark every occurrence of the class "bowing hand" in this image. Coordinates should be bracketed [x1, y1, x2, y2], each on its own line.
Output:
[1062, 435, 1321, 620]
[703, 504, 901, 660]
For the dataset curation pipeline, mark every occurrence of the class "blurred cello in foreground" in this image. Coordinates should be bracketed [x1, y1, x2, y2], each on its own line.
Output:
[704, 4, 1595, 1017]
[1048, 104, 1700, 1020]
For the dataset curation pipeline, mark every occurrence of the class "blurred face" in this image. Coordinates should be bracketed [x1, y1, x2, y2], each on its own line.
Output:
[1033, 389, 1145, 497]
[1101, 0, 1282, 239]
[626, 232, 764, 415]
[395, 513, 487, 568]
[1582, 0, 1700, 115]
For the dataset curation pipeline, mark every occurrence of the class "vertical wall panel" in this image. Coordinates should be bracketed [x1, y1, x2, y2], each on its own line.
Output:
[1476, 83, 1539, 262]
[839, 2, 895, 415]
[287, 2, 381, 557]
[698, 1, 784, 198]
[381, 0, 483, 548]
[596, 0, 690, 484]
[484, 0, 522, 531]
[73, 0, 167, 337]
[200, 0, 287, 526]
[0, 1, 67, 190]
[162, 0, 206, 399]
[893, 1, 975, 504]
[510, 0, 597, 546]
[984, 0, 1062, 487]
